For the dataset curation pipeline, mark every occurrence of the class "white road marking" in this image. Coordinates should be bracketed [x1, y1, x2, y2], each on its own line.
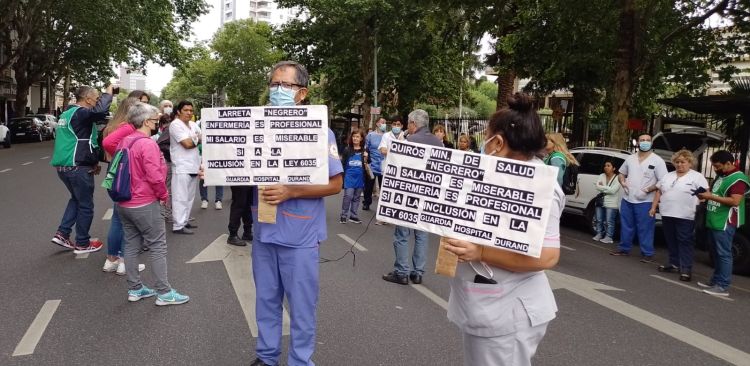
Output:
[0, 168, 11, 173]
[548, 271, 750, 366]
[13, 300, 61, 356]
[337, 233, 368, 252]
[650, 275, 733, 302]
[410, 284, 448, 311]
[188, 235, 290, 337]
[561, 245, 576, 251]
[75, 253, 89, 259]
[102, 208, 113, 221]
[40, 156, 49, 159]
[21, 161, 33, 166]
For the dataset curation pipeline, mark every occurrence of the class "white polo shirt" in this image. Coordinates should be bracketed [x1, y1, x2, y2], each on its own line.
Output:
[619, 152, 668, 204]
[378, 130, 405, 152]
[169, 119, 201, 174]
[656, 170, 708, 220]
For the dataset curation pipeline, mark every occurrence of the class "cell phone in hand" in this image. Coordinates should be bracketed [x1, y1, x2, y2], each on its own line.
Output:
[692, 187, 707, 196]
[112, 86, 120, 95]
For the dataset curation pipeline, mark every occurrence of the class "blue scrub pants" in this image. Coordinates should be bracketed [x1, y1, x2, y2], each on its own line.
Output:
[252, 240, 319, 366]
[617, 200, 655, 256]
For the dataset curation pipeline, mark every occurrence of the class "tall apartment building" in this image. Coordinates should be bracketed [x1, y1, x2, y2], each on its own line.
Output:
[119, 66, 147, 92]
[220, 0, 299, 27]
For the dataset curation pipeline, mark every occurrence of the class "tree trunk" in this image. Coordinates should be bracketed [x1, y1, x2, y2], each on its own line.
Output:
[495, 69, 516, 110]
[62, 68, 71, 110]
[14, 61, 29, 118]
[570, 87, 594, 148]
[609, 0, 636, 149]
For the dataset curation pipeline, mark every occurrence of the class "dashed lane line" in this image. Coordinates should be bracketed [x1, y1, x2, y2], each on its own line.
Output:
[102, 208, 113, 221]
[12, 300, 61, 356]
[410, 284, 448, 310]
[650, 275, 733, 302]
[40, 156, 49, 159]
[75, 253, 89, 259]
[21, 161, 33, 166]
[561, 245, 576, 251]
[337, 233, 368, 252]
[0, 168, 11, 173]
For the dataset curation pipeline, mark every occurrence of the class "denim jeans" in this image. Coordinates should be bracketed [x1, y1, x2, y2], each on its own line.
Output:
[595, 207, 618, 239]
[199, 179, 224, 202]
[56, 167, 95, 246]
[341, 188, 363, 219]
[107, 203, 124, 256]
[661, 216, 696, 273]
[618, 200, 655, 256]
[393, 226, 428, 276]
[709, 226, 736, 288]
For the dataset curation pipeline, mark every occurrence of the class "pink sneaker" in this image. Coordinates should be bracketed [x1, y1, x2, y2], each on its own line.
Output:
[74, 239, 104, 254]
[51, 233, 74, 250]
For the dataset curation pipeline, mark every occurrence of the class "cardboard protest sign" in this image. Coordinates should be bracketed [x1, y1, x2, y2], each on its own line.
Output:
[376, 140, 557, 258]
[200, 105, 329, 186]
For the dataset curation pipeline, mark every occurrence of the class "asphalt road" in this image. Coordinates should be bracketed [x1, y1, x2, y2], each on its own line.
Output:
[1, 141, 749, 366]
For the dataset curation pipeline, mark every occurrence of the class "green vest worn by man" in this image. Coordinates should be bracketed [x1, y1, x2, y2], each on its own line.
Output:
[706, 171, 750, 230]
[50, 106, 100, 167]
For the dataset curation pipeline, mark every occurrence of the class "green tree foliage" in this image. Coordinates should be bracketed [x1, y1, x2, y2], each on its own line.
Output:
[162, 20, 281, 114]
[275, 0, 475, 126]
[1, 0, 208, 116]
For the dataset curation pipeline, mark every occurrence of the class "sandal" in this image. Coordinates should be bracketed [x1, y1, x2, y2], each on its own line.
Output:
[657, 264, 678, 273]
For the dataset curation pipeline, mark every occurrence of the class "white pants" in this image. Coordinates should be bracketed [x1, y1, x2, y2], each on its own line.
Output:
[171, 173, 197, 230]
[462, 321, 549, 366]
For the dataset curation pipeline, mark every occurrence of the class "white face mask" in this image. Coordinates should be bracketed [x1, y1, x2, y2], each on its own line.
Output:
[163, 107, 173, 116]
[481, 135, 497, 155]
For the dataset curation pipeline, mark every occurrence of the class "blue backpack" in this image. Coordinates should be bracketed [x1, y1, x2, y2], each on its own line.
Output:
[102, 135, 147, 202]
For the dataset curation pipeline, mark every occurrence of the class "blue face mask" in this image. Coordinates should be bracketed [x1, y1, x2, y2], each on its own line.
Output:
[269, 87, 297, 106]
[392, 127, 401, 135]
[379, 124, 386, 132]
[639, 141, 652, 152]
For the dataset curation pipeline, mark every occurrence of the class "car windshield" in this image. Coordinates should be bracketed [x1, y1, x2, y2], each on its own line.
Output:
[8, 119, 33, 127]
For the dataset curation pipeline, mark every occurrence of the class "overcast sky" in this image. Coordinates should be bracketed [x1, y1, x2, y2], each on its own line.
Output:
[144, 1, 221, 96]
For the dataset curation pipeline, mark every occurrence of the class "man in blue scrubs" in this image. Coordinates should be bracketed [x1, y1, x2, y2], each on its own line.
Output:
[250, 61, 344, 366]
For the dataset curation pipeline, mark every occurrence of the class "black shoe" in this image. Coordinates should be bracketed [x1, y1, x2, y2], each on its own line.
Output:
[657, 264, 678, 273]
[382, 272, 408, 285]
[172, 228, 194, 235]
[640, 255, 656, 264]
[185, 222, 198, 229]
[250, 358, 272, 366]
[339, 217, 347, 224]
[609, 250, 629, 256]
[409, 273, 423, 284]
[227, 235, 247, 246]
[241, 232, 253, 241]
[362, 205, 370, 211]
[679, 272, 692, 282]
[348, 217, 362, 224]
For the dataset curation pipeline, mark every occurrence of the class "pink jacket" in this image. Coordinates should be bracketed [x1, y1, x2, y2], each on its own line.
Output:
[103, 123, 136, 157]
[116, 131, 169, 208]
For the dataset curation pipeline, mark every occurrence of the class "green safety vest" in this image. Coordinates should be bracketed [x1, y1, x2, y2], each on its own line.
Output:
[544, 151, 566, 166]
[50, 106, 99, 167]
[706, 171, 750, 230]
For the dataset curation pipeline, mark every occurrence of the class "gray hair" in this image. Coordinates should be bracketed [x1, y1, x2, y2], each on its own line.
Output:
[269, 61, 309, 87]
[159, 100, 173, 108]
[408, 109, 430, 130]
[127, 102, 159, 128]
[74, 86, 97, 101]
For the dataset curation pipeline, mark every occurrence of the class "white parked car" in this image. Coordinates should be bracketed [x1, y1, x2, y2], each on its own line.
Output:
[0, 122, 10, 148]
[30, 114, 58, 139]
[564, 127, 725, 228]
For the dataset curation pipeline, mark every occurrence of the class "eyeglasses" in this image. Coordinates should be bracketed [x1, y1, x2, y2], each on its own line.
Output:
[269, 81, 304, 91]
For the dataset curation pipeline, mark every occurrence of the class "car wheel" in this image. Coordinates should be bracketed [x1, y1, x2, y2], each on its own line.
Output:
[584, 201, 597, 235]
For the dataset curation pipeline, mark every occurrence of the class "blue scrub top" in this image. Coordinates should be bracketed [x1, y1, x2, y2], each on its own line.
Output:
[252, 128, 344, 248]
[365, 132, 384, 175]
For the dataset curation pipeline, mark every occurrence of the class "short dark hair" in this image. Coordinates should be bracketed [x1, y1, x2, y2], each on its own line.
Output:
[603, 159, 619, 174]
[175, 100, 194, 115]
[487, 93, 545, 157]
[128, 90, 149, 102]
[710, 150, 735, 164]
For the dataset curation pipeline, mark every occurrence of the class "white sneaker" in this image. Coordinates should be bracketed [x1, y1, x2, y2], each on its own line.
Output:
[592, 234, 604, 241]
[215, 201, 223, 210]
[600, 237, 614, 244]
[116, 260, 146, 276]
[102, 258, 119, 272]
[201, 200, 208, 209]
